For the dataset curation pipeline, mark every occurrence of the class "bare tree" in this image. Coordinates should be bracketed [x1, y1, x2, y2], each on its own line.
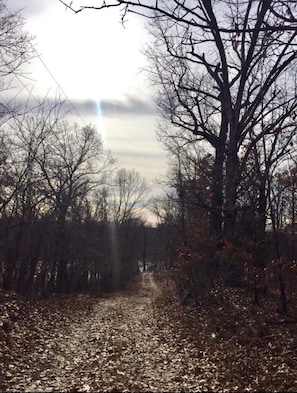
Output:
[100, 168, 148, 290]
[110, 168, 149, 224]
[60, 1, 297, 242]
[0, 99, 63, 294]
[145, 2, 297, 240]
[35, 121, 113, 292]
[0, 0, 34, 120]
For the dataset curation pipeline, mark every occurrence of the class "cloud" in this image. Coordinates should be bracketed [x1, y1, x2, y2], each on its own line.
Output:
[102, 96, 155, 116]
[6, 93, 155, 120]
[8, 0, 50, 17]
[68, 96, 155, 118]
[110, 146, 167, 183]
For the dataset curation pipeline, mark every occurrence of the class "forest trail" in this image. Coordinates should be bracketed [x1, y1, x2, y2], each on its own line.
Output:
[2, 272, 218, 392]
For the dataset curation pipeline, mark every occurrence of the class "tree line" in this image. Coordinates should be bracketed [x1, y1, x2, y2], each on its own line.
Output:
[0, 1, 157, 296]
[0, 103, 154, 295]
[3, 0, 297, 315]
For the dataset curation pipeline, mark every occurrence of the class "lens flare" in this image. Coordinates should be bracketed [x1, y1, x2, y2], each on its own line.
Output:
[96, 98, 120, 290]
[96, 99, 106, 147]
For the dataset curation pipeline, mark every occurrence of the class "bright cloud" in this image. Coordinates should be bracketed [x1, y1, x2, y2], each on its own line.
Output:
[18, 1, 151, 101]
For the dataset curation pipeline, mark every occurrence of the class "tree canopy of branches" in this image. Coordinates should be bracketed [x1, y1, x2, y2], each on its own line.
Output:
[60, 1, 297, 244]
[0, 1, 156, 297]
[0, 0, 33, 120]
[58, 1, 297, 313]
[0, 96, 151, 296]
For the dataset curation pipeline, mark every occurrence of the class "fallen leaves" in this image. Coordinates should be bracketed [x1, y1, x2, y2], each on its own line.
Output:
[1, 272, 297, 392]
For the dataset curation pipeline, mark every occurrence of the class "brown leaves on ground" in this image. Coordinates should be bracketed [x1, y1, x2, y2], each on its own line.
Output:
[1, 272, 297, 392]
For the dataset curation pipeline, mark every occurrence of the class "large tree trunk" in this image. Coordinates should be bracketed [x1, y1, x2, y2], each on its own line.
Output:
[208, 144, 225, 276]
[224, 149, 240, 237]
[209, 145, 225, 241]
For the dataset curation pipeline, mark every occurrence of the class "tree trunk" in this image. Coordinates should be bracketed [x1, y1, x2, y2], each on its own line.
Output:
[257, 175, 267, 241]
[207, 145, 225, 276]
[55, 216, 68, 293]
[224, 148, 240, 237]
[56, 257, 68, 293]
[209, 146, 225, 240]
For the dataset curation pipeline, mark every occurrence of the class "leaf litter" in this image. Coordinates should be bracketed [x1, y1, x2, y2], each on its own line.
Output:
[1, 272, 297, 392]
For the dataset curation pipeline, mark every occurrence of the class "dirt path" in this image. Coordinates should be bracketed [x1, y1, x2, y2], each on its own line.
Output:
[2, 272, 219, 392]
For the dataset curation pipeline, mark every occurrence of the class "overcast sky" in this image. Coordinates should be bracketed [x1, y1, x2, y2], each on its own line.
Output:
[7, 0, 168, 202]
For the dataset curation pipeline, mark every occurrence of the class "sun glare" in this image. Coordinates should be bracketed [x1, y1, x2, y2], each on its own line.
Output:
[25, 4, 148, 102]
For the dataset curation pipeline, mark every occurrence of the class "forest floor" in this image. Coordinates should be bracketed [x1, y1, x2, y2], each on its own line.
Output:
[1, 271, 297, 392]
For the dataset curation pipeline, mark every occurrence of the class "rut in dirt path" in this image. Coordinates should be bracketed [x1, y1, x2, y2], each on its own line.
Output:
[3, 272, 219, 393]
